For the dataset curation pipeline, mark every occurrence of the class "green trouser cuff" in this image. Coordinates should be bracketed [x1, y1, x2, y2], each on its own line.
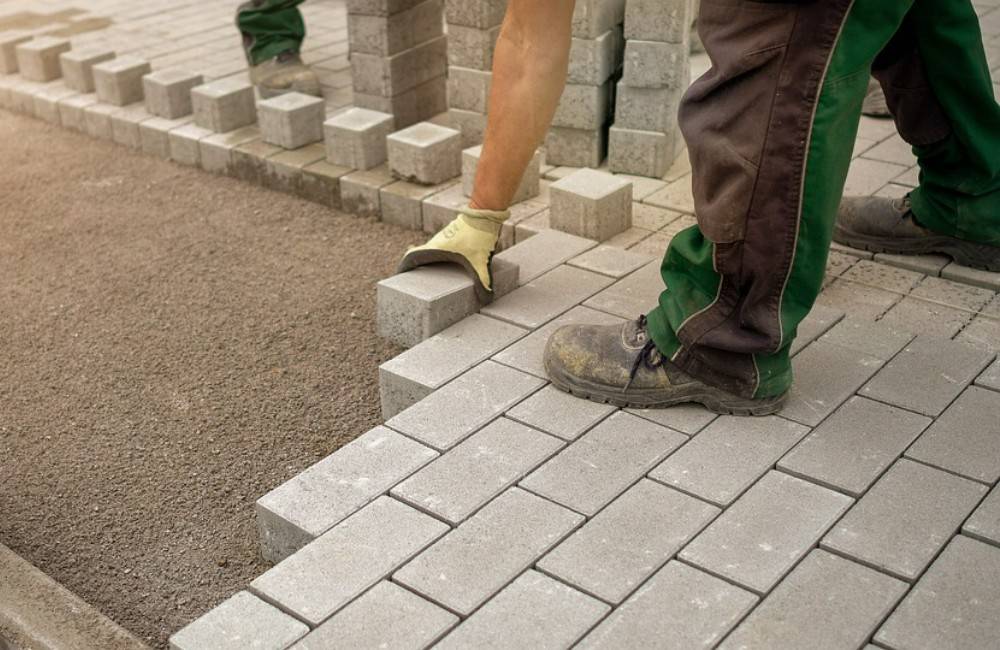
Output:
[237, 0, 307, 65]
[250, 40, 302, 65]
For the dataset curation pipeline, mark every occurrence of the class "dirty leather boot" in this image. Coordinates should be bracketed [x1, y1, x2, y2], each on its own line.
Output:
[250, 50, 321, 99]
[861, 77, 891, 118]
[543, 316, 788, 415]
[397, 206, 509, 303]
[834, 195, 1000, 272]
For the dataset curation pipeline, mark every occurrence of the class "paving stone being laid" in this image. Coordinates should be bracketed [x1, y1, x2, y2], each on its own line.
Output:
[169, 591, 307, 650]
[538, 479, 719, 604]
[817, 315, 914, 361]
[59, 48, 115, 93]
[625, 404, 718, 436]
[394, 487, 584, 616]
[781, 340, 884, 427]
[435, 570, 608, 649]
[192, 78, 257, 133]
[976, 358, 1000, 391]
[679, 471, 853, 594]
[778, 396, 931, 497]
[387, 360, 545, 451]
[582, 260, 664, 319]
[492, 305, 625, 379]
[821, 459, 987, 581]
[257, 91, 326, 149]
[142, 69, 202, 119]
[520, 411, 687, 516]
[323, 107, 395, 170]
[391, 417, 563, 524]
[379, 313, 527, 418]
[481, 264, 615, 330]
[567, 244, 654, 279]
[860, 335, 994, 417]
[290, 581, 457, 650]
[905, 386, 1000, 484]
[648, 415, 810, 507]
[251, 497, 449, 626]
[875, 535, 1000, 650]
[717, 549, 907, 650]
[550, 168, 633, 241]
[255, 426, 438, 563]
[375, 264, 480, 349]
[578, 561, 757, 649]
[506, 384, 616, 441]
[492, 229, 598, 285]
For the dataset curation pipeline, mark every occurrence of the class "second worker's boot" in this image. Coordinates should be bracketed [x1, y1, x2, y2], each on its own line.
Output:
[397, 206, 509, 303]
[249, 50, 321, 99]
[834, 195, 1000, 272]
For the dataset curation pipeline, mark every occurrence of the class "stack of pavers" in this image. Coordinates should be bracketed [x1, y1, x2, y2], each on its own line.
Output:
[546, 0, 625, 168]
[608, 0, 691, 177]
[443, 0, 507, 147]
[348, 0, 448, 129]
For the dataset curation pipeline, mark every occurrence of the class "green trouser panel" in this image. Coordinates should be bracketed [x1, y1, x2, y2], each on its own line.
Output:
[236, 0, 307, 65]
[646, 0, 998, 399]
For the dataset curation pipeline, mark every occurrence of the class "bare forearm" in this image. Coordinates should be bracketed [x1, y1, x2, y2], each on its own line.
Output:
[470, 0, 576, 211]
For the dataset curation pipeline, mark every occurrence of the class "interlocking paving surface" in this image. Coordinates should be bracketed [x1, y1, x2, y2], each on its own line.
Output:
[3, 0, 1000, 647]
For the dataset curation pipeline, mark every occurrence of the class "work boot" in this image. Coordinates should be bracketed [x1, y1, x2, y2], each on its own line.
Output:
[398, 206, 509, 303]
[862, 78, 891, 118]
[543, 316, 788, 415]
[249, 50, 321, 99]
[834, 195, 1000, 272]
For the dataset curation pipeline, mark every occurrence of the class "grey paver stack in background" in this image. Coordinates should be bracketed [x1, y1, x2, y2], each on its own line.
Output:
[348, 0, 448, 129]
[608, 0, 690, 176]
[546, 0, 625, 167]
[444, 0, 507, 146]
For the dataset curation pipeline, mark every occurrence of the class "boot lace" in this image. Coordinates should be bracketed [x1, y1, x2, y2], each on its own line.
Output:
[624, 315, 664, 392]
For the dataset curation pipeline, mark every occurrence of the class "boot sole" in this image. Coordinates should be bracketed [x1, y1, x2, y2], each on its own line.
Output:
[833, 225, 1000, 272]
[545, 361, 787, 416]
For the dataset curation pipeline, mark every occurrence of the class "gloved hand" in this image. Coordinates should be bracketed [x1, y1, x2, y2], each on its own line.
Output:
[397, 205, 510, 303]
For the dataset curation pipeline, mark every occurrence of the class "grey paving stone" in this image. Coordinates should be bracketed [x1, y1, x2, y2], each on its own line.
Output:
[376, 264, 478, 349]
[461, 145, 541, 204]
[842, 259, 925, 293]
[138, 115, 192, 159]
[782, 340, 884, 427]
[324, 107, 393, 170]
[82, 102, 119, 141]
[814, 279, 901, 321]
[506, 384, 616, 441]
[623, 0, 686, 42]
[861, 335, 994, 417]
[578, 561, 757, 649]
[553, 81, 614, 130]
[347, 0, 426, 18]
[956, 314, 1000, 354]
[257, 92, 325, 149]
[142, 69, 202, 119]
[582, 260, 664, 319]
[57, 92, 98, 132]
[15, 36, 71, 82]
[876, 536, 1000, 650]
[230, 138, 283, 184]
[481, 265, 614, 329]
[547, 168, 633, 242]
[380, 179, 455, 230]
[169, 591, 307, 650]
[300, 159, 350, 208]
[492, 228, 597, 285]
[788, 304, 844, 356]
[255, 426, 438, 563]
[679, 471, 853, 594]
[817, 316, 915, 361]
[353, 36, 448, 96]
[874, 252, 951, 276]
[911, 276, 996, 312]
[718, 550, 907, 650]
[941, 262, 1000, 291]
[614, 82, 683, 133]
[59, 48, 115, 93]
[446, 23, 500, 70]
[880, 296, 975, 339]
[32, 84, 75, 125]
[625, 404, 718, 436]
[649, 415, 810, 507]
[447, 66, 492, 112]
[379, 313, 526, 418]
[349, 0, 444, 56]
[964, 484, 1000, 547]
[251, 497, 448, 626]
[567, 244, 654, 279]
[387, 360, 545, 451]
[630, 202, 679, 229]
[435, 570, 608, 649]
[394, 488, 583, 616]
[822, 459, 987, 581]
[388, 122, 462, 185]
[392, 417, 563, 524]
[568, 29, 619, 86]
[778, 396, 930, 497]
[445, 0, 507, 29]
[92, 56, 151, 106]
[199, 125, 261, 175]
[520, 411, 687, 516]
[109, 104, 152, 149]
[168, 123, 214, 166]
[538, 480, 719, 604]
[608, 126, 679, 179]
[976, 358, 1000, 391]
[905, 386, 1000, 483]
[192, 78, 256, 134]
[0, 31, 33, 75]
[290, 581, 457, 650]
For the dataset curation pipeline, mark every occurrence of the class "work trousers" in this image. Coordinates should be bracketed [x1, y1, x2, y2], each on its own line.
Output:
[236, 0, 307, 65]
[646, 0, 1000, 399]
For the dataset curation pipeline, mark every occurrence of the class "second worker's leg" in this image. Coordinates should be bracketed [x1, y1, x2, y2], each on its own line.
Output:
[236, 0, 319, 98]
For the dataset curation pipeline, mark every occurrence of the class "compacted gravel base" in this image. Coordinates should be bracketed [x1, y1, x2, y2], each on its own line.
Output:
[0, 110, 423, 648]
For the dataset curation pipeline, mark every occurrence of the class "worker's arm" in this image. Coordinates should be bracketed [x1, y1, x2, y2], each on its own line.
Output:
[471, 0, 577, 210]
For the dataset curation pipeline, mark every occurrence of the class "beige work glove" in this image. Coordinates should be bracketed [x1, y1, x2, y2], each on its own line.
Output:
[397, 206, 510, 303]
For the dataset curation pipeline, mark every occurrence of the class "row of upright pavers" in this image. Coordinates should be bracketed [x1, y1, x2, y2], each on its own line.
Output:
[608, 0, 691, 177]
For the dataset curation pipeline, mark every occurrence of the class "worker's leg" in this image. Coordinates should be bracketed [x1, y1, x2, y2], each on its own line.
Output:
[399, 0, 577, 300]
[644, 0, 918, 399]
[236, 0, 307, 65]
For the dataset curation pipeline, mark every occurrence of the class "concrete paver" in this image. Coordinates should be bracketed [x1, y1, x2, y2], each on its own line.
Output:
[506, 384, 616, 441]
[963, 484, 1000, 547]
[169, 591, 308, 650]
